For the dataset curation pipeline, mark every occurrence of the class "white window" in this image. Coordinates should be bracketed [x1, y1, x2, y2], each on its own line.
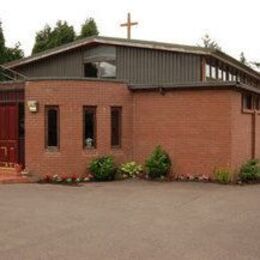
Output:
[218, 67, 222, 80]
[211, 66, 216, 79]
[206, 63, 211, 78]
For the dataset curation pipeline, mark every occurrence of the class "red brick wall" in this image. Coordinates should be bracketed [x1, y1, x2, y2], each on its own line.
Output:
[230, 91, 260, 173]
[25, 80, 133, 176]
[132, 90, 233, 177]
[24, 80, 258, 178]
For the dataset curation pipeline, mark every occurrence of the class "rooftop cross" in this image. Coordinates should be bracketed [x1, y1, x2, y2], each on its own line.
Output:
[120, 13, 138, 40]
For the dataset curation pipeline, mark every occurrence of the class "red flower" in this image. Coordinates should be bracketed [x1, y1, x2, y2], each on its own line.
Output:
[71, 175, 77, 182]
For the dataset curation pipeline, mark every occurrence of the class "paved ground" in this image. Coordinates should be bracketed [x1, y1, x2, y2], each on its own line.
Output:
[0, 181, 259, 260]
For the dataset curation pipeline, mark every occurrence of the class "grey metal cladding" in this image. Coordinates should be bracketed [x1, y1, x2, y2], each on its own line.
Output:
[14, 44, 201, 84]
[116, 46, 201, 84]
[15, 49, 84, 78]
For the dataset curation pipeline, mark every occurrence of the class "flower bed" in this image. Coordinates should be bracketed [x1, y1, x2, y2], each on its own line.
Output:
[39, 174, 93, 186]
[37, 152, 260, 186]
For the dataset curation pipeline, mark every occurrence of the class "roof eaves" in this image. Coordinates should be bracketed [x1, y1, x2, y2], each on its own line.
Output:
[4, 36, 100, 68]
[210, 49, 260, 80]
[4, 36, 209, 69]
[128, 81, 260, 94]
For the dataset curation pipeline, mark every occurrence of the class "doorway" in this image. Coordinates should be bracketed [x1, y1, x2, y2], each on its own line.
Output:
[0, 103, 24, 167]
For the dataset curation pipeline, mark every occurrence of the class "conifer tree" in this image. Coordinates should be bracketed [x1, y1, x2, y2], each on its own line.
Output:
[78, 18, 99, 39]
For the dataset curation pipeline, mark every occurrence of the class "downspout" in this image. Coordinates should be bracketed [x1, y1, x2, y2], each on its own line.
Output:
[252, 110, 257, 159]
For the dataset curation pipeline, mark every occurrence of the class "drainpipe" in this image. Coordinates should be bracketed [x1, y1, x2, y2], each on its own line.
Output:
[252, 110, 257, 159]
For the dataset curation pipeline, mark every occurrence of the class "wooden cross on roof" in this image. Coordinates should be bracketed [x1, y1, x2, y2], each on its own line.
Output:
[120, 13, 138, 40]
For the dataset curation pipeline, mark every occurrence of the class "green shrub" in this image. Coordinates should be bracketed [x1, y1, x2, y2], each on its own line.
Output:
[239, 159, 260, 182]
[145, 146, 171, 179]
[214, 168, 231, 184]
[119, 161, 143, 178]
[89, 156, 116, 181]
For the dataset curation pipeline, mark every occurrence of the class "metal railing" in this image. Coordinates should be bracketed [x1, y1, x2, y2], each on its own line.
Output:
[0, 65, 27, 81]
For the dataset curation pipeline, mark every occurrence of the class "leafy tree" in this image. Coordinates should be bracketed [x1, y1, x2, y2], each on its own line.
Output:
[32, 18, 99, 54]
[32, 25, 52, 54]
[0, 21, 24, 81]
[5, 42, 24, 62]
[0, 21, 24, 64]
[48, 20, 75, 48]
[200, 33, 221, 50]
[0, 22, 5, 51]
[240, 52, 247, 65]
[32, 21, 75, 54]
[78, 18, 99, 39]
[0, 21, 6, 65]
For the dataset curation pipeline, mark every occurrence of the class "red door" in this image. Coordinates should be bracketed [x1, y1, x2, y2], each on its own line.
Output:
[0, 104, 19, 167]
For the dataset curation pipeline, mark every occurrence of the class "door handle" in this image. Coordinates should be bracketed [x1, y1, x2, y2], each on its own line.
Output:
[0, 146, 7, 157]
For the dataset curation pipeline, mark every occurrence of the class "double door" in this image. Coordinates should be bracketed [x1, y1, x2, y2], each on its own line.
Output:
[0, 104, 19, 167]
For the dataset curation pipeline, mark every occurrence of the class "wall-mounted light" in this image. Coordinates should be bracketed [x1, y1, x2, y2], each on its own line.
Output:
[27, 101, 39, 113]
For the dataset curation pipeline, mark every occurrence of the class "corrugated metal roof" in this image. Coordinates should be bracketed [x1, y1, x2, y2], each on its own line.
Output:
[3, 36, 260, 80]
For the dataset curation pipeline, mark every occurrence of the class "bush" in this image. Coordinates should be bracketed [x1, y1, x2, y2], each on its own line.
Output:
[145, 146, 171, 179]
[239, 159, 260, 182]
[89, 156, 116, 181]
[119, 161, 143, 178]
[214, 168, 231, 184]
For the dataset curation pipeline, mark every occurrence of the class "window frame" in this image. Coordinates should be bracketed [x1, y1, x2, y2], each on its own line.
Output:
[83, 106, 97, 149]
[84, 60, 116, 79]
[110, 106, 122, 148]
[255, 97, 260, 111]
[242, 94, 254, 112]
[45, 105, 60, 151]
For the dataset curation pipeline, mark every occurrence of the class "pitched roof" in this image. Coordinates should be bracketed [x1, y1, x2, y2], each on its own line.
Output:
[3, 36, 260, 80]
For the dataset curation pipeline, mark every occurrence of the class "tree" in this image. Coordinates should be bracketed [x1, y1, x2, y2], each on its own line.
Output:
[32, 21, 75, 54]
[32, 18, 99, 54]
[240, 52, 247, 65]
[0, 22, 5, 49]
[5, 42, 24, 62]
[200, 33, 221, 50]
[0, 21, 23, 64]
[49, 20, 75, 48]
[32, 25, 52, 54]
[78, 18, 99, 39]
[0, 21, 24, 81]
[0, 21, 6, 64]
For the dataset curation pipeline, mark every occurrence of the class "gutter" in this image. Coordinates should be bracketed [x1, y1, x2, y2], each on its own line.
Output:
[128, 81, 260, 95]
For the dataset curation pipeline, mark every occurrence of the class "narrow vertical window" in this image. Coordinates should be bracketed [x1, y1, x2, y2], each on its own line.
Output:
[206, 63, 211, 78]
[218, 67, 223, 80]
[223, 69, 227, 81]
[242, 94, 253, 110]
[211, 65, 216, 79]
[229, 71, 233, 81]
[111, 107, 122, 147]
[237, 73, 241, 82]
[255, 97, 260, 111]
[83, 106, 96, 148]
[45, 106, 59, 149]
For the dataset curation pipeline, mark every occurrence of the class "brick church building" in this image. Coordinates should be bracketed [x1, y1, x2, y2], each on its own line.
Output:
[0, 36, 260, 178]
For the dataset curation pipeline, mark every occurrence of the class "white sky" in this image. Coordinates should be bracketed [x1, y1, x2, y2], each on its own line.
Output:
[1, 0, 259, 63]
